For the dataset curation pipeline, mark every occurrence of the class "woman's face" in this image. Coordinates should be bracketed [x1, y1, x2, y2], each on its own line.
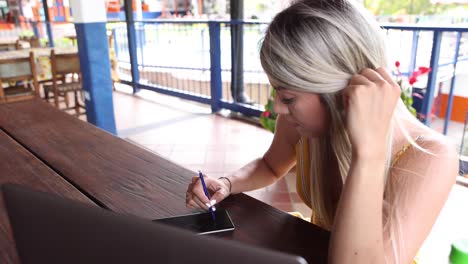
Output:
[273, 87, 329, 137]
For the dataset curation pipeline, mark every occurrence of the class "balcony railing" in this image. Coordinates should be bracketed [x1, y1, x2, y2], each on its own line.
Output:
[3, 19, 466, 135]
[109, 20, 468, 133]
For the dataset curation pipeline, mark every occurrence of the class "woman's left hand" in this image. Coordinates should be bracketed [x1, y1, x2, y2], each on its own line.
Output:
[343, 68, 401, 159]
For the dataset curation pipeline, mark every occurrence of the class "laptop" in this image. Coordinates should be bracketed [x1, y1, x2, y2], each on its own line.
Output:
[3, 184, 308, 264]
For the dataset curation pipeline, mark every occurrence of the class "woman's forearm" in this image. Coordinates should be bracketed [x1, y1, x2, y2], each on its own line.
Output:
[329, 153, 387, 264]
[226, 157, 282, 194]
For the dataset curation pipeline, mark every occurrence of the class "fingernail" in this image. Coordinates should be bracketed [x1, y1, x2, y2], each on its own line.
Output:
[210, 200, 216, 206]
[205, 202, 211, 208]
[212, 206, 216, 211]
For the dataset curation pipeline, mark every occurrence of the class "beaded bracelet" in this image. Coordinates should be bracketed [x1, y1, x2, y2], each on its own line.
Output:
[218, 177, 232, 193]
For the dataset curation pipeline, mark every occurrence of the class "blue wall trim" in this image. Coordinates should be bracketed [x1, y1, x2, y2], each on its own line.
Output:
[75, 22, 117, 135]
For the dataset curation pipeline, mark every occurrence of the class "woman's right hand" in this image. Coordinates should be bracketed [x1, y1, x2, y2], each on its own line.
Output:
[185, 174, 231, 210]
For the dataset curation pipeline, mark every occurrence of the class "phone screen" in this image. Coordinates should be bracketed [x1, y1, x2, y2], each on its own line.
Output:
[153, 208, 235, 235]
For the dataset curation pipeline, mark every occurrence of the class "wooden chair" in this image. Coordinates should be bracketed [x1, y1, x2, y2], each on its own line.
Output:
[43, 50, 85, 116]
[0, 52, 39, 103]
[15, 36, 41, 49]
[28, 37, 41, 48]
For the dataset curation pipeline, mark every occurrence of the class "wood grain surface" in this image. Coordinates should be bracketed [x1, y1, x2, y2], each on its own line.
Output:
[0, 100, 330, 263]
[0, 129, 95, 264]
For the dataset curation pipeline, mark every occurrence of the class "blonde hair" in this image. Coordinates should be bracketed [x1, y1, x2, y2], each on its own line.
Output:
[260, 0, 405, 262]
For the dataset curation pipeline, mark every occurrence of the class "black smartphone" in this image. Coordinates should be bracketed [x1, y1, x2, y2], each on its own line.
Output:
[153, 208, 235, 235]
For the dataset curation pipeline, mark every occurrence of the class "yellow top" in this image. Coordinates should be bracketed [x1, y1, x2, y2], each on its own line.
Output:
[295, 136, 420, 230]
[294, 137, 422, 263]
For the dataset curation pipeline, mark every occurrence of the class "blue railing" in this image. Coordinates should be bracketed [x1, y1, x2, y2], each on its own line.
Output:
[109, 19, 270, 117]
[109, 19, 468, 133]
[382, 24, 468, 132]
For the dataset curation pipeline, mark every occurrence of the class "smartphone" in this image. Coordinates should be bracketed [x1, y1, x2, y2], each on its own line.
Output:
[153, 208, 235, 235]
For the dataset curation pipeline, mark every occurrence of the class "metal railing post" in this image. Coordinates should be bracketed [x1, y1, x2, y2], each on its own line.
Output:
[421, 30, 442, 126]
[209, 21, 222, 113]
[409, 30, 419, 73]
[124, 0, 140, 94]
[42, 0, 54, 47]
[443, 32, 462, 135]
[31, 21, 40, 38]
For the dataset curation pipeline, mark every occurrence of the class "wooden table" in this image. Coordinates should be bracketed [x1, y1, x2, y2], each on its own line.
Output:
[0, 47, 78, 82]
[0, 99, 330, 264]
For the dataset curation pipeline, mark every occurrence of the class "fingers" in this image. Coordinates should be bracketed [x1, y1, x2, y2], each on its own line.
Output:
[193, 195, 209, 210]
[351, 67, 396, 83]
[186, 175, 216, 210]
[191, 182, 210, 204]
[210, 188, 228, 205]
[360, 68, 385, 83]
[375, 67, 399, 88]
[186, 191, 208, 210]
[186, 199, 198, 209]
[348, 73, 372, 86]
[343, 67, 399, 107]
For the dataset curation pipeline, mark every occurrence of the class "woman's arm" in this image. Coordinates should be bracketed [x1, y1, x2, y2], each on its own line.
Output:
[328, 68, 458, 263]
[226, 114, 300, 194]
[186, 114, 299, 209]
[329, 68, 400, 263]
[329, 150, 387, 263]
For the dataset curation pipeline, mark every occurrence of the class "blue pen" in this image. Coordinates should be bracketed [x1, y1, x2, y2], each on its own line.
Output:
[198, 170, 216, 222]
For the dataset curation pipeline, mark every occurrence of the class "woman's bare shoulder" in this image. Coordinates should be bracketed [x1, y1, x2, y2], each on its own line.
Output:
[393, 130, 458, 181]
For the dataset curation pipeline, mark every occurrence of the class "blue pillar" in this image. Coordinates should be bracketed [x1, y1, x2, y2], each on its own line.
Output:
[421, 31, 442, 126]
[70, 0, 117, 134]
[42, 0, 54, 47]
[124, 0, 140, 94]
[209, 22, 222, 113]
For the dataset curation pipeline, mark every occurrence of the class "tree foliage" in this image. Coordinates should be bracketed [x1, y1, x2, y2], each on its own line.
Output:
[363, 0, 462, 15]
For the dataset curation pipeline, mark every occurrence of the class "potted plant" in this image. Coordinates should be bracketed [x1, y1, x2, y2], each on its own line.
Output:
[260, 89, 277, 133]
[394, 61, 431, 119]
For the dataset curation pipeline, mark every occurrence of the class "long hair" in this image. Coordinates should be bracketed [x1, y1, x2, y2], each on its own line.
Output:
[260, 0, 404, 262]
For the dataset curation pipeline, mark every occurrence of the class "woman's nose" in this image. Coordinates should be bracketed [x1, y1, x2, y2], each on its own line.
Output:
[273, 95, 289, 115]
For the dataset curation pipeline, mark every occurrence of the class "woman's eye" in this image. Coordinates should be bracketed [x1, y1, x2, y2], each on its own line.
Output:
[281, 97, 295, 105]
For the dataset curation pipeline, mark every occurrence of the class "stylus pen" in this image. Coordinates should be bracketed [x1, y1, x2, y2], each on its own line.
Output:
[198, 170, 216, 221]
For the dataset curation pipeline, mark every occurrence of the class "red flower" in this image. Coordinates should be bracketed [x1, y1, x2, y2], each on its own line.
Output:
[395, 61, 400, 68]
[409, 76, 418, 85]
[418, 66, 431, 75]
[262, 111, 271, 118]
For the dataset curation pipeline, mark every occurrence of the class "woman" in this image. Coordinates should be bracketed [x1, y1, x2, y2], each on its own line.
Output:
[185, 0, 458, 263]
